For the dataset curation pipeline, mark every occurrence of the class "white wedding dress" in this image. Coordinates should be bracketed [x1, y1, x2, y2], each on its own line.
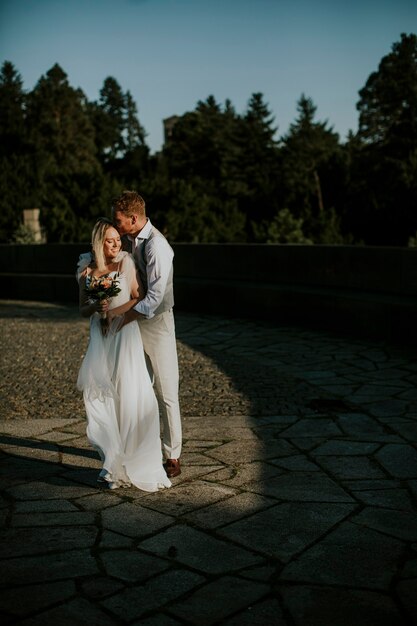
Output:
[77, 252, 171, 492]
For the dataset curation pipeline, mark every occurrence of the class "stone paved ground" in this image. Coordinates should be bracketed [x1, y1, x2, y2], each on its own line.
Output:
[0, 300, 416, 625]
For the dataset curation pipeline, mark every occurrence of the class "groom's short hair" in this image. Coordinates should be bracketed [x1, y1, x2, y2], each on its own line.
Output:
[113, 190, 146, 218]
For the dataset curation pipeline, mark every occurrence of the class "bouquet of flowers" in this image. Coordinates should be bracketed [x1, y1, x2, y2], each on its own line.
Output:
[85, 274, 121, 322]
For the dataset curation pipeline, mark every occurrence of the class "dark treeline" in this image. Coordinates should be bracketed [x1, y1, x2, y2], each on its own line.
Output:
[1, 33, 416, 245]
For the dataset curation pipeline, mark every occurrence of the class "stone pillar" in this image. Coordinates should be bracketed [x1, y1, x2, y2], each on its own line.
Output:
[23, 209, 45, 243]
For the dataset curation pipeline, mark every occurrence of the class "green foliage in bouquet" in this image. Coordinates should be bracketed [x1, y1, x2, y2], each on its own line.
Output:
[85, 275, 121, 302]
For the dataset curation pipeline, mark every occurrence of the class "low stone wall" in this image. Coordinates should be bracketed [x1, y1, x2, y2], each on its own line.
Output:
[2, 243, 417, 344]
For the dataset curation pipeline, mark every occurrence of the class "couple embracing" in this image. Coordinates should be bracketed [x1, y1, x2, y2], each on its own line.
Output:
[77, 190, 181, 492]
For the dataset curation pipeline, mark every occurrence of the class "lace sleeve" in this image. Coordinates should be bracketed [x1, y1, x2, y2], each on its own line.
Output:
[76, 252, 93, 283]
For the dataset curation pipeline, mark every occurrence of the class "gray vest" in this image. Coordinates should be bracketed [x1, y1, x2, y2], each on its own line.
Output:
[126, 226, 174, 317]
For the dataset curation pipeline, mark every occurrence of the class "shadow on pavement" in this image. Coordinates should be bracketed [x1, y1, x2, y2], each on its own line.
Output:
[0, 301, 415, 625]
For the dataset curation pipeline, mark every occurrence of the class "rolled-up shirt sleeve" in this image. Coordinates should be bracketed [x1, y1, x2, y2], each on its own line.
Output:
[133, 237, 173, 319]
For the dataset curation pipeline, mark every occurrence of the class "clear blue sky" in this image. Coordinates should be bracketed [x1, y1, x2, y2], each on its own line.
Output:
[1, 0, 416, 153]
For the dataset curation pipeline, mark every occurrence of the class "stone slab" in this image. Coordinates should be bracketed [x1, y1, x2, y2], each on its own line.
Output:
[244, 472, 354, 502]
[101, 549, 169, 582]
[280, 584, 405, 626]
[0, 526, 97, 558]
[169, 575, 269, 625]
[218, 502, 355, 562]
[376, 444, 417, 478]
[101, 570, 205, 621]
[140, 480, 238, 516]
[351, 506, 417, 542]
[280, 521, 404, 590]
[16, 597, 117, 625]
[184, 492, 276, 529]
[6, 477, 97, 500]
[101, 502, 174, 538]
[139, 524, 263, 573]
[0, 549, 99, 584]
[0, 580, 76, 617]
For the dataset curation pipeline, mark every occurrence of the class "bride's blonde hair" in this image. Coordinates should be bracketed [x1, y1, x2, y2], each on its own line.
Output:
[91, 217, 115, 271]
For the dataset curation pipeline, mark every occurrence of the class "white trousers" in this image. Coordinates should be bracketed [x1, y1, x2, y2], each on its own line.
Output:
[138, 309, 182, 459]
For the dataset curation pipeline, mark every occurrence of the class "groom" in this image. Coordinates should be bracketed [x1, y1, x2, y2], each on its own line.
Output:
[111, 190, 182, 478]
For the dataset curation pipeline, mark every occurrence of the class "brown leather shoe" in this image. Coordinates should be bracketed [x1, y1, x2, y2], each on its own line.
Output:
[164, 458, 181, 478]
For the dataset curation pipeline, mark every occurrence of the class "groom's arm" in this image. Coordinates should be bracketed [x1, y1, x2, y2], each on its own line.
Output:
[133, 238, 173, 319]
[122, 308, 144, 324]
[105, 307, 144, 332]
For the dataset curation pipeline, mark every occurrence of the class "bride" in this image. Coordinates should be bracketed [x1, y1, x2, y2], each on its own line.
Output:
[76, 217, 171, 492]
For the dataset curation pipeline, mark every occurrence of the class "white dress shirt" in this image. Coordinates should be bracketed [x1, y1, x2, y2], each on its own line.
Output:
[129, 219, 174, 319]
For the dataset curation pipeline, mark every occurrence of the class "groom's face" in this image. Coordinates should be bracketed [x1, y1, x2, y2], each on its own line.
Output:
[113, 211, 135, 236]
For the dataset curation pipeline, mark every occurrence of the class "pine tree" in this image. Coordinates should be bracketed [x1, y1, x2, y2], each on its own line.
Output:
[280, 95, 346, 242]
[0, 61, 32, 241]
[238, 92, 281, 236]
[350, 33, 417, 244]
[25, 64, 105, 241]
[88, 77, 149, 190]
[153, 95, 248, 241]
[0, 61, 26, 155]
[92, 76, 126, 163]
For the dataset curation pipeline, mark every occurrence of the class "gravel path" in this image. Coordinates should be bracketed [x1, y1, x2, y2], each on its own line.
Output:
[0, 300, 309, 422]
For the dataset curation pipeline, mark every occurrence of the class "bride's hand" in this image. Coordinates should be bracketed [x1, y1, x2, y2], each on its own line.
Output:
[97, 299, 110, 314]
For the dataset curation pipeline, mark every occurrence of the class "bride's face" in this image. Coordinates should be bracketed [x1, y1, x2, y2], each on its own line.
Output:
[103, 227, 121, 261]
